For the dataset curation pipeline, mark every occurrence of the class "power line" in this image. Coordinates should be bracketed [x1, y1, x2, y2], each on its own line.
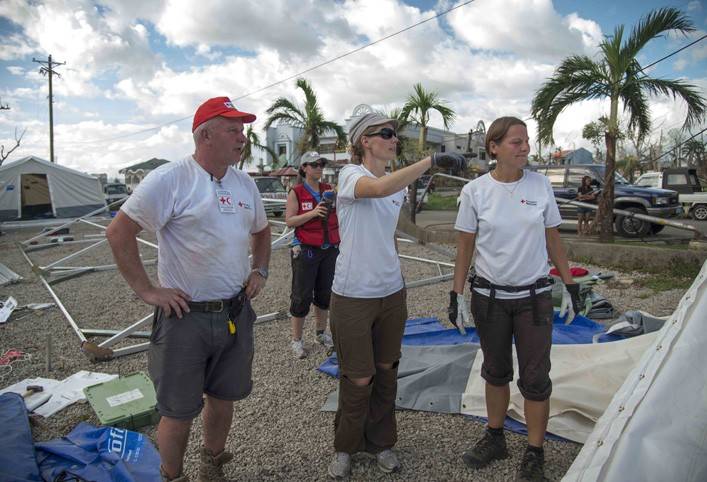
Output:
[641, 34, 707, 71]
[67, 0, 478, 145]
[651, 126, 707, 163]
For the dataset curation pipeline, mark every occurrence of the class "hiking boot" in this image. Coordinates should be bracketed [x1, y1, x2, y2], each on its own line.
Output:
[315, 332, 334, 349]
[198, 447, 233, 482]
[515, 447, 548, 482]
[376, 449, 401, 473]
[291, 339, 307, 359]
[160, 466, 190, 481]
[327, 452, 351, 479]
[462, 429, 509, 469]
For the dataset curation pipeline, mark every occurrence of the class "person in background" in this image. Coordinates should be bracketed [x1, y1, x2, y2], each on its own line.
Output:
[285, 151, 339, 359]
[576, 175, 598, 236]
[449, 116, 580, 482]
[327, 112, 466, 479]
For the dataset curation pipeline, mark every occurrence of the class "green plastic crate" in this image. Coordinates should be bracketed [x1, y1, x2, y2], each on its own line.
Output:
[84, 371, 160, 430]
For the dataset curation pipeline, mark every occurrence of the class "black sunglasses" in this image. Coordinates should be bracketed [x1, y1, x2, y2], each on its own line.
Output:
[365, 127, 398, 140]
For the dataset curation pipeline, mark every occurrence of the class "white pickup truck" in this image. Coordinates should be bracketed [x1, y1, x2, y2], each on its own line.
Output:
[634, 168, 707, 220]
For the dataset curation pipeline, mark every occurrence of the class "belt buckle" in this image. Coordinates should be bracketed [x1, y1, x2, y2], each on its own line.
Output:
[208, 300, 224, 312]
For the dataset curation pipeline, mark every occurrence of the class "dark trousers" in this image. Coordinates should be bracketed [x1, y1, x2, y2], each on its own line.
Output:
[330, 289, 407, 453]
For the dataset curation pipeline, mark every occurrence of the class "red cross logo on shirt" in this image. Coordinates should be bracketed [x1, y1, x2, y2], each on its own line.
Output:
[220, 195, 232, 206]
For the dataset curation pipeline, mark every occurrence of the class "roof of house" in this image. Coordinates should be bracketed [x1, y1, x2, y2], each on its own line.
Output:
[270, 166, 299, 176]
[119, 158, 169, 173]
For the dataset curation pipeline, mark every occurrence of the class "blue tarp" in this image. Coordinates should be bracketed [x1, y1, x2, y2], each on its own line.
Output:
[35, 422, 161, 482]
[0, 393, 42, 482]
[318, 312, 621, 377]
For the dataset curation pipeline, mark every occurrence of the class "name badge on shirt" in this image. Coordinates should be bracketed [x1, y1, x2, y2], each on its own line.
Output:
[216, 189, 235, 214]
[302, 201, 313, 211]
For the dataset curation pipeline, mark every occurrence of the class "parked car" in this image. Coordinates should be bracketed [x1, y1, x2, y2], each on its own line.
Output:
[634, 168, 707, 221]
[104, 182, 129, 208]
[531, 165, 681, 237]
[253, 176, 287, 217]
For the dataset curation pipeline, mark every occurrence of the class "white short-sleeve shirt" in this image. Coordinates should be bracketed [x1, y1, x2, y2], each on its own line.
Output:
[120, 155, 269, 301]
[455, 170, 562, 299]
[332, 164, 406, 298]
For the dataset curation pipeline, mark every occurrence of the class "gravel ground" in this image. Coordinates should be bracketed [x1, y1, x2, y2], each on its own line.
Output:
[0, 221, 688, 481]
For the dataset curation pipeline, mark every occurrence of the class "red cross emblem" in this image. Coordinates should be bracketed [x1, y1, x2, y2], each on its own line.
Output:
[219, 195, 232, 205]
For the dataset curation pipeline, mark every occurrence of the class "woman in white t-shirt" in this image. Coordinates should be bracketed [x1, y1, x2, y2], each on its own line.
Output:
[450, 117, 581, 481]
[326, 113, 466, 479]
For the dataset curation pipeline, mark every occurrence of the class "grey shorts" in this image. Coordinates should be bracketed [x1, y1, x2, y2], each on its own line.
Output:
[470, 291, 554, 401]
[147, 300, 256, 419]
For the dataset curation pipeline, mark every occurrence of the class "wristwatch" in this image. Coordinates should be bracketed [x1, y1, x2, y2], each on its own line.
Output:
[252, 267, 269, 279]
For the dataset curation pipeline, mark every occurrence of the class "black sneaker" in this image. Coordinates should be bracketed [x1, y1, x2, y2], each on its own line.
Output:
[515, 447, 548, 482]
[462, 430, 509, 469]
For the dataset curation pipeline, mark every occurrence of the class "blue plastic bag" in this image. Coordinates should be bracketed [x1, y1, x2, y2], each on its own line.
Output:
[35, 422, 161, 482]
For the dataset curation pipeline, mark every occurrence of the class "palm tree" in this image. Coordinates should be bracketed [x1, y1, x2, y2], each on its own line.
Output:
[380, 107, 413, 171]
[401, 83, 456, 223]
[238, 125, 279, 172]
[681, 138, 705, 168]
[264, 78, 347, 163]
[532, 7, 705, 242]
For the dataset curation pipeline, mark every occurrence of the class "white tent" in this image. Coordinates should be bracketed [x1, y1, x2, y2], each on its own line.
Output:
[563, 260, 707, 481]
[0, 156, 105, 221]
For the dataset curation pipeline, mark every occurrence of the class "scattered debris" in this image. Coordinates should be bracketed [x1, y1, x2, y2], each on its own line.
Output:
[0, 263, 22, 286]
[0, 296, 18, 323]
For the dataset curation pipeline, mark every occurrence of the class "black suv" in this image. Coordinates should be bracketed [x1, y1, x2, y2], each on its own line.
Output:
[531, 165, 681, 237]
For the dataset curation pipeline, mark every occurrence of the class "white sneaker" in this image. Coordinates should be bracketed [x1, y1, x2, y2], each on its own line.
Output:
[376, 449, 400, 473]
[327, 452, 350, 479]
[315, 332, 334, 348]
[291, 339, 306, 359]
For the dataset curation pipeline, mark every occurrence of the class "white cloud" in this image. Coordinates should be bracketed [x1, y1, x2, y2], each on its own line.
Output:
[155, 0, 354, 57]
[6, 66, 25, 75]
[0, 0, 160, 97]
[447, 0, 602, 61]
[687, 1, 702, 12]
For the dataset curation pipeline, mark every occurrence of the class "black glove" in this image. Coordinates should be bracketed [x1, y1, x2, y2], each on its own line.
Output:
[448, 291, 459, 325]
[431, 152, 467, 174]
[565, 283, 582, 315]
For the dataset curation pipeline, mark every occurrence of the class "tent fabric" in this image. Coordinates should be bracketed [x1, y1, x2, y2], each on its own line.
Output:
[318, 314, 622, 378]
[0, 156, 105, 220]
[461, 331, 657, 443]
[0, 393, 42, 482]
[35, 422, 161, 482]
[322, 343, 480, 414]
[563, 260, 707, 482]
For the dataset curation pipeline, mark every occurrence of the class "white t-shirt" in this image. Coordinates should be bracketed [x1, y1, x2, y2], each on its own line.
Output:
[332, 164, 406, 298]
[121, 155, 268, 301]
[455, 170, 562, 299]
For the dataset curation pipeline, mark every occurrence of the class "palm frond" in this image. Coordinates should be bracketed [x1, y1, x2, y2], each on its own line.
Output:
[638, 77, 707, 130]
[625, 7, 694, 60]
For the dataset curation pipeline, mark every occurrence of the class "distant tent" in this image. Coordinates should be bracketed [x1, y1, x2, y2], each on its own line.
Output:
[0, 156, 105, 221]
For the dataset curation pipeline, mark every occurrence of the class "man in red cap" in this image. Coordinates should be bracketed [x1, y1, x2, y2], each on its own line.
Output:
[106, 96, 271, 481]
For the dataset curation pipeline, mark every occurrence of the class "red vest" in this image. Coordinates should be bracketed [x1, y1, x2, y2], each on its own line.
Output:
[293, 183, 340, 247]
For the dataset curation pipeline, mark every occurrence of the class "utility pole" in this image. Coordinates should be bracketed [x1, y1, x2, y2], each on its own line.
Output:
[33, 55, 65, 163]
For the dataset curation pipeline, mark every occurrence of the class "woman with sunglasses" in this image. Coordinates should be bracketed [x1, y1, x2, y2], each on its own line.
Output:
[327, 113, 466, 479]
[285, 151, 339, 359]
[449, 117, 580, 481]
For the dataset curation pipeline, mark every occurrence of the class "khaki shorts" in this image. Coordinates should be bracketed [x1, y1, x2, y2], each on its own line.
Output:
[470, 291, 553, 401]
[330, 289, 407, 379]
[147, 301, 256, 419]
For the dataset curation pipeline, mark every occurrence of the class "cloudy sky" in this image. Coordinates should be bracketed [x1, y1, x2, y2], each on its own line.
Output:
[0, 0, 705, 177]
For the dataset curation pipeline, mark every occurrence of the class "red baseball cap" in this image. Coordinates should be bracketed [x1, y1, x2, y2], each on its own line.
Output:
[192, 96, 256, 132]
